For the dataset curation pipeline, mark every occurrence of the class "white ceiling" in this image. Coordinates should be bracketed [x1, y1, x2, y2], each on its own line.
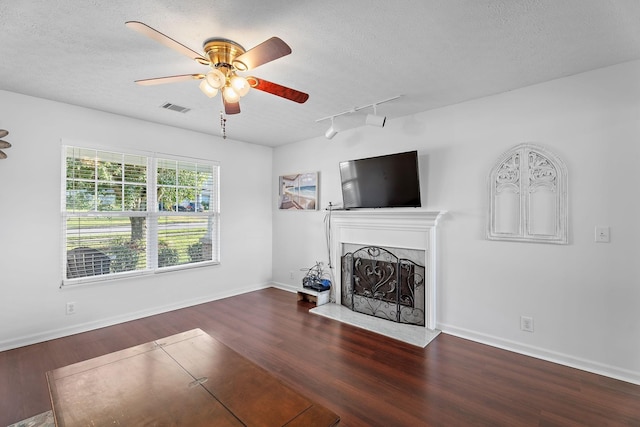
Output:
[1, 1, 639, 146]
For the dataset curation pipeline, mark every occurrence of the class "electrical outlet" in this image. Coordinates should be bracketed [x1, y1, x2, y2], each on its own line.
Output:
[289, 271, 295, 280]
[66, 302, 76, 315]
[520, 316, 534, 332]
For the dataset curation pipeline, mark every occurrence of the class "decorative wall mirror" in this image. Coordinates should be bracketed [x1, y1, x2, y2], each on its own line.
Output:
[487, 143, 568, 244]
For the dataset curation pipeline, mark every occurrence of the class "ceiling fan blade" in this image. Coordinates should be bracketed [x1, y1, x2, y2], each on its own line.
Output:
[223, 98, 241, 115]
[232, 37, 291, 71]
[0, 140, 11, 149]
[248, 77, 309, 104]
[134, 74, 204, 86]
[0, 150, 6, 159]
[0, 130, 8, 138]
[125, 21, 208, 64]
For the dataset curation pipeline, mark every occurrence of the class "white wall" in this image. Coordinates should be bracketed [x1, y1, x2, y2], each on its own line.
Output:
[0, 90, 273, 350]
[272, 60, 640, 384]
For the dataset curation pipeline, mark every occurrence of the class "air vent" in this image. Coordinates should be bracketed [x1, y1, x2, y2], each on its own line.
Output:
[160, 102, 191, 114]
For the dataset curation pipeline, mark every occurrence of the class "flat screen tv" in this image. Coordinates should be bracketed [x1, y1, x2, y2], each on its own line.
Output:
[339, 151, 421, 209]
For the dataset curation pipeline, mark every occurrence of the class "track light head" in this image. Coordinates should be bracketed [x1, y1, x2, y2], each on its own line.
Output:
[365, 104, 386, 127]
[325, 126, 338, 139]
[325, 116, 339, 139]
[326, 120, 338, 139]
[365, 113, 386, 127]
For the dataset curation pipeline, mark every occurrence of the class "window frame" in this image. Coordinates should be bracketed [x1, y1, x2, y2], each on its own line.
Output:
[61, 145, 220, 287]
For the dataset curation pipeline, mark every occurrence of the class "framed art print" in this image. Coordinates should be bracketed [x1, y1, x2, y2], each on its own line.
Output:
[278, 172, 318, 210]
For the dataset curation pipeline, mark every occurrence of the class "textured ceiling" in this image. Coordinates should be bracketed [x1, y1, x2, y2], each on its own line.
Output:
[1, 1, 639, 146]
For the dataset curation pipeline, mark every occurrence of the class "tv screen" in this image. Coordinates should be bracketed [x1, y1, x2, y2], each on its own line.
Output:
[339, 151, 421, 209]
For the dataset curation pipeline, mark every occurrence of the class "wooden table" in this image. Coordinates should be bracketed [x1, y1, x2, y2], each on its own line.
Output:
[46, 328, 339, 426]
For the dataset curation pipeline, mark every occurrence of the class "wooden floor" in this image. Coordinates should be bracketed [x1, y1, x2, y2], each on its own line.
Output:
[1, 288, 639, 426]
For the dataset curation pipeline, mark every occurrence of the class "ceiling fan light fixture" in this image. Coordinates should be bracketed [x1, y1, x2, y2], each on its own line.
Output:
[223, 86, 241, 103]
[232, 60, 248, 72]
[127, 21, 310, 118]
[205, 69, 226, 89]
[230, 74, 250, 97]
[199, 79, 218, 98]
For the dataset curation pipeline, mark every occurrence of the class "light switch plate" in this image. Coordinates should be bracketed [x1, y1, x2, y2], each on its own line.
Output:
[595, 226, 610, 243]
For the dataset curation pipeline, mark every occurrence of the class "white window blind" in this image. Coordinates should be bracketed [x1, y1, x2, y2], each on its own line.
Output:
[62, 146, 219, 286]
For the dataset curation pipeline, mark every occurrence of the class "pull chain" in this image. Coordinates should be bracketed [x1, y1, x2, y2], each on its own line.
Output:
[220, 111, 227, 139]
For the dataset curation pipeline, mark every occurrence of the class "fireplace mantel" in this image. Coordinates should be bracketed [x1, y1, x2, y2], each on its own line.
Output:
[329, 210, 445, 330]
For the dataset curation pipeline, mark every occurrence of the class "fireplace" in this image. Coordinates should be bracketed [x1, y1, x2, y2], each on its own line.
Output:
[342, 245, 426, 326]
[327, 210, 444, 331]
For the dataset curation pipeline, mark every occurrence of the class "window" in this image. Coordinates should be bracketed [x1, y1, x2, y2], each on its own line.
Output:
[62, 146, 219, 285]
[487, 143, 568, 244]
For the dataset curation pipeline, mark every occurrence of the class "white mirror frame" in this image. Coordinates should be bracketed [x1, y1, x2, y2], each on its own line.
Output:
[487, 143, 568, 244]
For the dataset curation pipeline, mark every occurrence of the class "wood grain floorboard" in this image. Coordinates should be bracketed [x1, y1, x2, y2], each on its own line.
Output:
[1, 287, 639, 426]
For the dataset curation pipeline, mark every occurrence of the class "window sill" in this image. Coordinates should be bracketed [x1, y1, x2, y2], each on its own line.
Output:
[61, 261, 220, 288]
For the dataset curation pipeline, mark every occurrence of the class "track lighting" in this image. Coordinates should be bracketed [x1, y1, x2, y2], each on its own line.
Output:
[316, 95, 400, 138]
[365, 104, 386, 127]
[325, 117, 339, 139]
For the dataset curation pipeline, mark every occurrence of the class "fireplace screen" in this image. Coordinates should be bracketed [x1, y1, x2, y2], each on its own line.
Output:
[342, 246, 425, 326]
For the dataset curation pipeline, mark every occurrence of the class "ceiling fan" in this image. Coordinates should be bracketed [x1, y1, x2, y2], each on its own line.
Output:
[0, 129, 11, 159]
[125, 21, 309, 115]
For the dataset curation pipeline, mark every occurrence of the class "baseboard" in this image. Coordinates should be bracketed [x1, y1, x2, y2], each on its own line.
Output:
[439, 323, 640, 386]
[270, 281, 299, 293]
[0, 282, 273, 352]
